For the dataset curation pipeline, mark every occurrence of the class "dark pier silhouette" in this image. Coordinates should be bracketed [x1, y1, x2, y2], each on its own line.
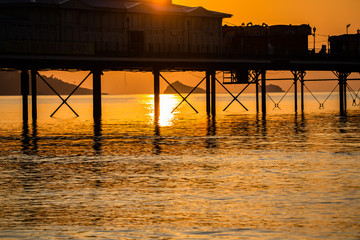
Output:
[1, 0, 359, 125]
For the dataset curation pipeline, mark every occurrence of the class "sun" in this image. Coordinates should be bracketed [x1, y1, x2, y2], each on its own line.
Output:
[145, 0, 172, 5]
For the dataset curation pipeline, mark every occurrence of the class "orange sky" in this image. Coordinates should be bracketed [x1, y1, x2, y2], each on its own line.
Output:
[176, 0, 360, 36]
[46, 0, 360, 94]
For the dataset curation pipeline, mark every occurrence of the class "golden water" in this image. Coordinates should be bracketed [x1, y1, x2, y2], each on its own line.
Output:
[0, 93, 359, 239]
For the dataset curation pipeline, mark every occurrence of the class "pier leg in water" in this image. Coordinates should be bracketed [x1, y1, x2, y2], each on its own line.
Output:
[154, 122, 161, 155]
[31, 120, 38, 153]
[292, 70, 305, 114]
[294, 74, 298, 113]
[336, 72, 350, 116]
[21, 121, 30, 154]
[206, 70, 211, 116]
[344, 77, 347, 112]
[93, 118, 102, 154]
[31, 70, 37, 122]
[256, 78, 259, 114]
[261, 70, 266, 116]
[339, 76, 344, 115]
[153, 68, 160, 122]
[21, 70, 29, 122]
[210, 69, 216, 117]
[93, 69, 103, 120]
[300, 71, 306, 113]
[206, 116, 217, 149]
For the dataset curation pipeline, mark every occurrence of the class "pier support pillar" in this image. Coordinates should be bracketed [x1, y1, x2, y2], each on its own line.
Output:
[93, 118, 102, 154]
[210, 69, 216, 117]
[31, 70, 37, 122]
[206, 70, 211, 116]
[21, 70, 29, 122]
[300, 72, 305, 113]
[153, 68, 160, 122]
[261, 70, 266, 116]
[294, 75, 298, 113]
[256, 78, 260, 114]
[339, 77, 344, 115]
[291, 71, 306, 114]
[344, 77, 347, 112]
[92, 69, 102, 120]
[336, 72, 350, 116]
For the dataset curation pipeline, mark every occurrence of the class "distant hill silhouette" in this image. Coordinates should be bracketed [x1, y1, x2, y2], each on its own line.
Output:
[258, 84, 284, 92]
[164, 81, 284, 94]
[164, 81, 206, 94]
[0, 71, 93, 95]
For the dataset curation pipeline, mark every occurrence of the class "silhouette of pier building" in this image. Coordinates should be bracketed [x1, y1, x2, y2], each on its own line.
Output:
[0, 0, 229, 57]
[0, 0, 360, 123]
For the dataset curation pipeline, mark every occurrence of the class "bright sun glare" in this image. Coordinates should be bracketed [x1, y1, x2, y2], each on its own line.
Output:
[149, 0, 170, 5]
[147, 94, 179, 127]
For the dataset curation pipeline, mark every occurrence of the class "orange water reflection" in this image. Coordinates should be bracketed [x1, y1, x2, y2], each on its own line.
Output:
[146, 94, 180, 127]
[1, 96, 360, 239]
[0, 152, 359, 239]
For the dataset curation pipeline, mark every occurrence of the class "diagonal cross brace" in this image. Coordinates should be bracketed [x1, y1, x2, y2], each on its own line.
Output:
[50, 72, 92, 117]
[159, 73, 199, 114]
[36, 72, 80, 117]
[304, 82, 338, 110]
[267, 82, 294, 110]
[347, 84, 360, 106]
[217, 77, 249, 112]
[171, 76, 206, 113]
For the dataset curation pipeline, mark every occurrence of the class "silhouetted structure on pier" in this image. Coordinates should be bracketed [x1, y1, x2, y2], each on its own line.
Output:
[0, 0, 230, 57]
[0, 0, 359, 123]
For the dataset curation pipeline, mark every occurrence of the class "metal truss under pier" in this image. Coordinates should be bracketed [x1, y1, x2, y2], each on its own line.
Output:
[3, 54, 360, 123]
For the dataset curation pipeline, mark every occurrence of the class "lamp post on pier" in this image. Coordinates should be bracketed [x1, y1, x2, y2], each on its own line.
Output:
[313, 27, 316, 52]
[346, 24, 351, 35]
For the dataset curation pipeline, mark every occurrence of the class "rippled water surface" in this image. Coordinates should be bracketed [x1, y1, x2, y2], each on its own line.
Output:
[0, 94, 360, 239]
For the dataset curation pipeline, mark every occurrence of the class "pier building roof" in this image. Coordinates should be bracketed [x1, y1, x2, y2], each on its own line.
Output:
[0, 0, 232, 18]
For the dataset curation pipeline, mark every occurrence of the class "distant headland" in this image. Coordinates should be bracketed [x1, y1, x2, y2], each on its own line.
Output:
[164, 81, 284, 94]
[0, 72, 285, 96]
[0, 71, 93, 95]
[164, 81, 206, 94]
[261, 84, 284, 92]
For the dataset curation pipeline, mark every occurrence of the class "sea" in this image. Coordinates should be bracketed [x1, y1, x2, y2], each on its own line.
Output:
[0, 92, 359, 239]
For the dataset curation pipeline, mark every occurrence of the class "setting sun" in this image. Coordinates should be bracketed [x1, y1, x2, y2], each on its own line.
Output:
[144, 0, 172, 5]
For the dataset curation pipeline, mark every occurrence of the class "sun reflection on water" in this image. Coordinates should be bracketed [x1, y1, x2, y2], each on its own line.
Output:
[146, 94, 180, 127]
